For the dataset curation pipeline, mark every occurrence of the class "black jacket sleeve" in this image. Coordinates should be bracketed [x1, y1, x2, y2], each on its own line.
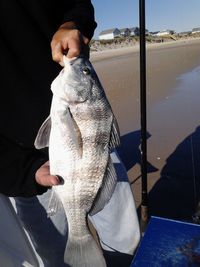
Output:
[63, 0, 97, 39]
[0, 135, 48, 197]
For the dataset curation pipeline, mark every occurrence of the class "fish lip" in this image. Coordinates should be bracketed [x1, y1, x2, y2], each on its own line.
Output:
[63, 54, 86, 66]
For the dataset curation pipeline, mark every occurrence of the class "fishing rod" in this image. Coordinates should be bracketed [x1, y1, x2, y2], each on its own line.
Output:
[139, 0, 148, 233]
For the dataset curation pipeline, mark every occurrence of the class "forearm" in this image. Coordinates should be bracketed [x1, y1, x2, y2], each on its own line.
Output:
[0, 135, 48, 197]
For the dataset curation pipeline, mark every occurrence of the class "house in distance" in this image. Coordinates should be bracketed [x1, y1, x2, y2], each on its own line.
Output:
[99, 27, 140, 40]
[99, 28, 121, 40]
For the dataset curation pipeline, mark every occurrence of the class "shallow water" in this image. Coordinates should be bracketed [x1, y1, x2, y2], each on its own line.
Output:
[93, 47, 200, 219]
[148, 65, 200, 170]
[146, 65, 200, 221]
[115, 63, 200, 220]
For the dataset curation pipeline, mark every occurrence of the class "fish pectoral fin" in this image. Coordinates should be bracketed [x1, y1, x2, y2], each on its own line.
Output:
[108, 116, 121, 150]
[67, 108, 83, 156]
[34, 115, 51, 149]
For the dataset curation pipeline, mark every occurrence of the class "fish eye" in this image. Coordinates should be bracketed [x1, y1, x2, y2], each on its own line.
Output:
[82, 67, 90, 75]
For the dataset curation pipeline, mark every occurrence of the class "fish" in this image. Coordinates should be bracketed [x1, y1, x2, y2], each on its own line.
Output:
[34, 55, 120, 267]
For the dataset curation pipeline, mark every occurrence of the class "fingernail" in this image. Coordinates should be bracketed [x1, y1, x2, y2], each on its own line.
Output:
[55, 175, 64, 185]
[51, 176, 59, 185]
[59, 61, 64, 67]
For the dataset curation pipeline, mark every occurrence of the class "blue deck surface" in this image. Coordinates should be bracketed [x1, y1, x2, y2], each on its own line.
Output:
[131, 216, 200, 266]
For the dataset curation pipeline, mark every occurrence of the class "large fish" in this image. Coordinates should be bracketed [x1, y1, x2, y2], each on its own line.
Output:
[34, 56, 120, 267]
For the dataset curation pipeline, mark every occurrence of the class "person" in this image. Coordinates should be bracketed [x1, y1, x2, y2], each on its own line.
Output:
[0, 1, 140, 266]
[0, 0, 96, 197]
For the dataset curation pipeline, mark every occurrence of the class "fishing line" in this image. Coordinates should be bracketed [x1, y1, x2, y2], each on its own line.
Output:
[181, 63, 199, 218]
[190, 134, 197, 210]
[187, 72, 200, 220]
[130, 174, 142, 185]
[187, 70, 199, 217]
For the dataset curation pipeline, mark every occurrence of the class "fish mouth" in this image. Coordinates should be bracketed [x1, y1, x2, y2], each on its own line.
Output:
[63, 55, 86, 66]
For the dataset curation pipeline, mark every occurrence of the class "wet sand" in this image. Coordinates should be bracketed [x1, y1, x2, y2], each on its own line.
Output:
[90, 38, 200, 222]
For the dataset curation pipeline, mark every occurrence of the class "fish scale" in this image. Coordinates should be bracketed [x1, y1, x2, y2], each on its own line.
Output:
[34, 56, 120, 267]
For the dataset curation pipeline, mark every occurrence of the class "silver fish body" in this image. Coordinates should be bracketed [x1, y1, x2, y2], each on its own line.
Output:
[35, 56, 120, 267]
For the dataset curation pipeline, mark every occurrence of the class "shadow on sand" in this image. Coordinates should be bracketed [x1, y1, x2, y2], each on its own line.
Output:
[119, 127, 200, 223]
[117, 130, 158, 175]
[148, 125, 200, 222]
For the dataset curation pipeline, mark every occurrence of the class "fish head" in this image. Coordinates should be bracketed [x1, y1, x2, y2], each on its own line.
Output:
[51, 56, 104, 104]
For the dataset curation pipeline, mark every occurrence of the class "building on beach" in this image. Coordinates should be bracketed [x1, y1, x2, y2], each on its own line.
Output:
[119, 28, 131, 37]
[130, 27, 140, 36]
[154, 29, 175, 36]
[149, 31, 160, 36]
[99, 26, 141, 40]
[178, 31, 192, 36]
[99, 28, 121, 40]
[192, 27, 200, 34]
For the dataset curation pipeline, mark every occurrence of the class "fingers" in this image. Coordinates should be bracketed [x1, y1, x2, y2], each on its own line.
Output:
[51, 42, 63, 66]
[51, 28, 89, 64]
[35, 161, 61, 187]
[82, 36, 90, 45]
[36, 174, 60, 187]
[66, 41, 81, 58]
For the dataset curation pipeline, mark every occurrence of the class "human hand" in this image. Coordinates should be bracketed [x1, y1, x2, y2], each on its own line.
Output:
[35, 161, 60, 187]
[51, 21, 90, 65]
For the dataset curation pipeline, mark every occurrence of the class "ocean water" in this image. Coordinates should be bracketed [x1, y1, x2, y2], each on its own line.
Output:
[148, 64, 200, 165]
[147, 65, 200, 221]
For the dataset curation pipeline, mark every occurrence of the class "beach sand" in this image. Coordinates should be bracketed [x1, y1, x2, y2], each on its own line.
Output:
[90, 38, 200, 222]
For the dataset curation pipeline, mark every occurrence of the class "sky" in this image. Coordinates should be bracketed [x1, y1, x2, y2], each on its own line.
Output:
[92, 0, 200, 39]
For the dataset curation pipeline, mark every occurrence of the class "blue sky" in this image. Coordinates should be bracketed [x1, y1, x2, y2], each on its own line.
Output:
[92, 0, 200, 39]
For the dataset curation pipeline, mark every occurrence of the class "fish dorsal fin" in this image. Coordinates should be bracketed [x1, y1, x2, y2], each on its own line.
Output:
[34, 116, 51, 149]
[108, 116, 121, 150]
[89, 156, 117, 215]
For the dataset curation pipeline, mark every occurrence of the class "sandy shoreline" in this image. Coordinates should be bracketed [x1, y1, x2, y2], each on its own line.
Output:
[91, 37, 200, 218]
[90, 37, 200, 63]
[92, 37, 200, 134]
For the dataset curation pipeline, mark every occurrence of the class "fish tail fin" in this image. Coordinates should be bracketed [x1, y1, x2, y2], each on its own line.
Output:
[64, 234, 107, 267]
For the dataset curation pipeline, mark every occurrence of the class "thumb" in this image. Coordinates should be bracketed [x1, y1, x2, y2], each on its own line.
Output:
[36, 174, 60, 187]
[82, 35, 90, 45]
[51, 42, 64, 66]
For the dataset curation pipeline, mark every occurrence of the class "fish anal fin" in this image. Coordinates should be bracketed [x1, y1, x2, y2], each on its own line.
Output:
[34, 116, 51, 149]
[47, 189, 63, 217]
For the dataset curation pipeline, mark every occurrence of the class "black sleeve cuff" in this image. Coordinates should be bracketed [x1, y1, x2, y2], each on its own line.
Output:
[62, 1, 97, 39]
[0, 135, 49, 197]
[19, 154, 49, 197]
